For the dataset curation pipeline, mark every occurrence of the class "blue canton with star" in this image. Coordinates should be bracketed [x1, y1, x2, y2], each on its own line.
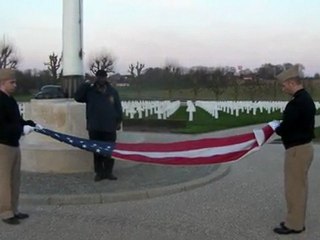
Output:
[35, 128, 115, 156]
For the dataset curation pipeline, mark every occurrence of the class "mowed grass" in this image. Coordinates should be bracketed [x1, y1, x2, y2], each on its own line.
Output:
[128, 106, 320, 142]
[167, 106, 282, 133]
[16, 90, 320, 139]
[314, 127, 320, 142]
[167, 107, 320, 141]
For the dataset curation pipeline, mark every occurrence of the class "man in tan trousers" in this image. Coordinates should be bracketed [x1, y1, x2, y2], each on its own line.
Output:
[0, 69, 36, 225]
[273, 65, 315, 235]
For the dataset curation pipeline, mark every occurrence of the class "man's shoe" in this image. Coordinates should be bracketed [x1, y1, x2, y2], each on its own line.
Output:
[2, 217, 20, 225]
[273, 224, 305, 235]
[14, 212, 29, 219]
[94, 174, 104, 182]
[105, 174, 117, 180]
[279, 221, 306, 231]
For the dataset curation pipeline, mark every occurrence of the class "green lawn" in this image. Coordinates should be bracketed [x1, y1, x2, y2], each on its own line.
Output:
[168, 107, 282, 133]
[314, 127, 320, 142]
[124, 106, 320, 141]
[16, 92, 320, 140]
[14, 94, 34, 102]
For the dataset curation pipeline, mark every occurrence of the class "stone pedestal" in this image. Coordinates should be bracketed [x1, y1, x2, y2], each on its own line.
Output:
[20, 99, 136, 173]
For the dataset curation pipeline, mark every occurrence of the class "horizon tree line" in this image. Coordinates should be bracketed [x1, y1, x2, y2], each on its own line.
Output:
[1, 38, 319, 101]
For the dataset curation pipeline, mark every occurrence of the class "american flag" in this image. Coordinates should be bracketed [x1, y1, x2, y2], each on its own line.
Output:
[35, 128, 115, 156]
[35, 124, 274, 165]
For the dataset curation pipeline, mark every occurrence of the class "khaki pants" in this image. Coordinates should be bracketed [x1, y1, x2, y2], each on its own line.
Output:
[284, 142, 313, 230]
[0, 144, 21, 219]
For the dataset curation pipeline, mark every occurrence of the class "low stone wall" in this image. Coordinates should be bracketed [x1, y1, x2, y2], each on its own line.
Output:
[21, 99, 134, 173]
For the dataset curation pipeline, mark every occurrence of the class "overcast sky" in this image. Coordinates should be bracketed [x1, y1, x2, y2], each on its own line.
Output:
[1, 0, 319, 76]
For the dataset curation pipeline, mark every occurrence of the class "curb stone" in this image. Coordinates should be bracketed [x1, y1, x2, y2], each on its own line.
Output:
[20, 164, 231, 206]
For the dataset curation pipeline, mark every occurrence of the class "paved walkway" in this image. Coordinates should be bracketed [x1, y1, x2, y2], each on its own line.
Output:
[18, 118, 320, 206]
[0, 121, 319, 239]
[20, 163, 222, 205]
[1, 143, 319, 240]
[18, 123, 275, 206]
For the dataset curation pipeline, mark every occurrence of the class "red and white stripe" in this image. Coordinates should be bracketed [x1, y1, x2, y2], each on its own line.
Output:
[112, 125, 275, 165]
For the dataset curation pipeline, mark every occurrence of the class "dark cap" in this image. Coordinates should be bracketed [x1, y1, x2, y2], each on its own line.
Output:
[95, 70, 107, 77]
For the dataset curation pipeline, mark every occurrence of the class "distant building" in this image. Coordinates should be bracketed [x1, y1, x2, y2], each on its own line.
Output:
[108, 74, 130, 87]
[242, 76, 254, 81]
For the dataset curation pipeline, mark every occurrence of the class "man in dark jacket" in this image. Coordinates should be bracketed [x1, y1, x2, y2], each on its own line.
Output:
[74, 70, 123, 182]
[273, 65, 316, 235]
[0, 69, 37, 225]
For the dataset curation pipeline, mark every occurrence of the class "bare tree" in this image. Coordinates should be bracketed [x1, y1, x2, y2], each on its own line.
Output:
[164, 63, 180, 99]
[242, 73, 261, 101]
[44, 52, 61, 80]
[231, 77, 241, 101]
[128, 62, 145, 98]
[128, 64, 135, 78]
[207, 67, 229, 100]
[89, 52, 115, 76]
[128, 61, 145, 78]
[135, 62, 145, 77]
[189, 67, 207, 100]
[0, 40, 19, 69]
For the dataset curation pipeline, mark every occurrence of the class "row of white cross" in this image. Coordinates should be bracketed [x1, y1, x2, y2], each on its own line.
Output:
[193, 101, 287, 120]
[122, 100, 320, 121]
[122, 100, 181, 120]
[19, 100, 320, 121]
[187, 101, 287, 121]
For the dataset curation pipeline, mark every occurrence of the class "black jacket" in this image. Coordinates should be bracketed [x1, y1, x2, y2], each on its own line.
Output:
[0, 91, 34, 147]
[276, 89, 315, 149]
[74, 81, 123, 132]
